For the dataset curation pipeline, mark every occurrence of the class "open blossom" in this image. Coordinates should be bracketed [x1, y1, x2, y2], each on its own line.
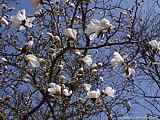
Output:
[11, 9, 35, 30]
[85, 18, 113, 40]
[87, 89, 101, 99]
[25, 54, 40, 68]
[48, 83, 62, 95]
[63, 88, 72, 96]
[48, 83, 72, 97]
[65, 28, 77, 40]
[0, 16, 9, 26]
[111, 52, 124, 67]
[83, 83, 91, 92]
[82, 55, 93, 66]
[0, 57, 7, 63]
[103, 87, 115, 97]
[149, 40, 160, 50]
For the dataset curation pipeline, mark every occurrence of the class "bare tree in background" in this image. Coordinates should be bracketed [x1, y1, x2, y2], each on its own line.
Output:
[0, 0, 160, 119]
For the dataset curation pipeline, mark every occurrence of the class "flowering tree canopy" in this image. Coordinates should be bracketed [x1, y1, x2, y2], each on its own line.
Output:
[0, 0, 160, 119]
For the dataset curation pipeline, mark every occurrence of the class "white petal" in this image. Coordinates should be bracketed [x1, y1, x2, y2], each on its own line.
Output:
[83, 83, 91, 91]
[111, 52, 124, 67]
[103, 87, 115, 97]
[17, 9, 26, 21]
[87, 89, 101, 98]
[65, 28, 77, 40]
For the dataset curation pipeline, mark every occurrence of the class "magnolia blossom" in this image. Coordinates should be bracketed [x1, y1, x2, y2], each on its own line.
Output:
[103, 87, 115, 97]
[91, 69, 98, 75]
[65, 28, 77, 40]
[92, 63, 98, 68]
[25, 54, 40, 68]
[149, 40, 160, 50]
[0, 57, 7, 63]
[87, 89, 101, 99]
[26, 40, 34, 48]
[85, 18, 112, 40]
[11, 9, 35, 30]
[111, 52, 124, 67]
[83, 83, 91, 92]
[63, 88, 72, 97]
[0, 16, 9, 25]
[74, 49, 81, 55]
[97, 62, 103, 67]
[82, 55, 92, 66]
[48, 83, 61, 95]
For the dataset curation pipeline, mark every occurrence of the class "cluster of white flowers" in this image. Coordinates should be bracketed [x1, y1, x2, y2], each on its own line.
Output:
[11, 9, 35, 30]
[149, 40, 160, 51]
[86, 18, 113, 40]
[83, 83, 115, 99]
[48, 83, 72, 97]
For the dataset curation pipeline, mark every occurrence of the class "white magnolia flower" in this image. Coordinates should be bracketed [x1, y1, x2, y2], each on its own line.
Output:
[85, 18, 112, 40]
[11, 9, 35, 30]
[78, 67, 84, 73]
[65, 28, 77, 40]
[83, 83, 91, 92]
[48, 83, 62, 95]
[97, 62, 103, 67]
[91, 69, 98, 74]
[0, 16, 9, 25]
[63, 88, 72, 96]
[26, 40, 34, 48]
[74, 49, 81, 55]
[0, 57, 7, 63]
[100, 18, 112, 31]
[87, 89, 101, 99]
[111, 52, 124, 67]
[149, 40, 160, 50]
[103, 87, 115, 97]
[25, 54, 40, 68]
[92, 63, 98, 68]
[82, 55, 92, 66]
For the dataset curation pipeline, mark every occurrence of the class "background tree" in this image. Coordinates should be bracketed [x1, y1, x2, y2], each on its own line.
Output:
[0, 0, 160, 119]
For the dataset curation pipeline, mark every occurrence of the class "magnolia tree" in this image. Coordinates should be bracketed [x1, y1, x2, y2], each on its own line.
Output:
[0, 0, 160, 119]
